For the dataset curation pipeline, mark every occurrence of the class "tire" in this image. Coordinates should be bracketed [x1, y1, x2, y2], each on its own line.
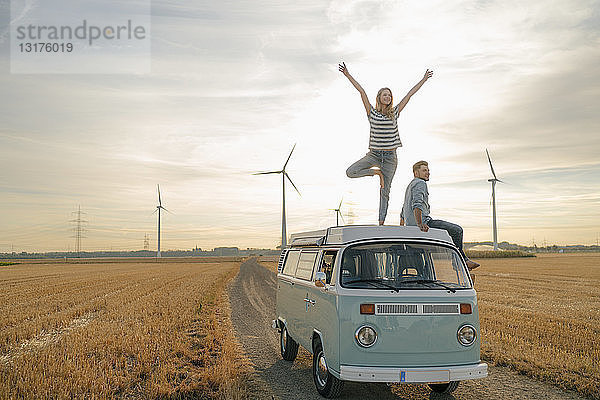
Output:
[428, 381, 459, 393]
[280, 325, 299, 361]
[312, 342, 344, 398]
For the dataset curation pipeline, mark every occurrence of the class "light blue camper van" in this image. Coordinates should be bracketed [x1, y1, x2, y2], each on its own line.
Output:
[272, 226, 487, 398]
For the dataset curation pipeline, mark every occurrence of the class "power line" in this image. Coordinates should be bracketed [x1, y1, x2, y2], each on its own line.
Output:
[69, 205, 88, 257]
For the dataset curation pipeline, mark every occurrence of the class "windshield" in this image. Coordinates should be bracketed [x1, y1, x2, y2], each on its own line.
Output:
[339, 242, 472, 290]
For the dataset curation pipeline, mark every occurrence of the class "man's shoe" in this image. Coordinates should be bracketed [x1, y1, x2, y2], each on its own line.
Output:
[466, 259, 480, 270]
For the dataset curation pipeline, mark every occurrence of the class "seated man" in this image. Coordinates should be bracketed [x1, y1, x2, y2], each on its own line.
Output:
[400, 160, 480, 270]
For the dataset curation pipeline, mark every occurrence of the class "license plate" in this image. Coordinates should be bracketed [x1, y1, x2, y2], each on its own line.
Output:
[400, 370, 450, 383]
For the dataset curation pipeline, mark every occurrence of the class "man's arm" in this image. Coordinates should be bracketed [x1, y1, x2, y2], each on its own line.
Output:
[410, 181, 429, 232]
[413, 208, 429, 232]
[396, 69, 433, 114]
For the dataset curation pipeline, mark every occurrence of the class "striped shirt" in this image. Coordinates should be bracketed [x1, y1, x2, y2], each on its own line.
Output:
[368, 104, 402, 150]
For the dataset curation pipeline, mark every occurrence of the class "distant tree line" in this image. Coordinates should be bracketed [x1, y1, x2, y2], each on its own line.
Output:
[464, 241, 600, 253]
[1, 242, 598, 260]
[0, 247, 280, 259]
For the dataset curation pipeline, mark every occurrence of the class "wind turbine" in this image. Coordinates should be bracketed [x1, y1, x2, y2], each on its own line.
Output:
[329, 198, 345, 227]
[153, 184, 170, 257]
[253, 144, 300, 249]
[486, 149, 503, 251]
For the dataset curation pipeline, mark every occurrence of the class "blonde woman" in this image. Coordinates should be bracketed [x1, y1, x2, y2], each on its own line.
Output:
[339, 62, 433, 225]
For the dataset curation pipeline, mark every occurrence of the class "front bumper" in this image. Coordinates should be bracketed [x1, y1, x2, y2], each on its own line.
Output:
[339, 362, 487, 383]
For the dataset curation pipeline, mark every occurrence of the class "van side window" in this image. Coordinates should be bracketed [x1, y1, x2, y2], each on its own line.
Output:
[282, 251, 300, 276]
[320, 251, 337, 285]
[295, 251, 318, 280]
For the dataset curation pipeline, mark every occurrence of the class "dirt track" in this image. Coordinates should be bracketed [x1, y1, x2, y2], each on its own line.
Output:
[228, 258, 589, 400]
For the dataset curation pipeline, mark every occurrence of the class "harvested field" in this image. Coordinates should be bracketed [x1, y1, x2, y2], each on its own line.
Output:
[0, 258, 251, 399]
[473, 253, 600, 398]
[2, 253, 598, 399]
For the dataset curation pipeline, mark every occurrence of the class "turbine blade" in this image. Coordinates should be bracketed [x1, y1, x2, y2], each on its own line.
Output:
[157, 184, 162, 206]
[338, 197, 343, 209]
[340, 211, 345, 224]
[160, 206, 172, 214]
[486, 149, 498, 180]
[253, 171, 282, 175]
[284, 172, 301, 196]
[282, 143, 296, 171]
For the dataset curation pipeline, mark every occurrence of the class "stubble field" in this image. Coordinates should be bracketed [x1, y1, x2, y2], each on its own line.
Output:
[1, 253, 599, 399]
[0, 258, 251, 399]
[474, 253, 600, 398]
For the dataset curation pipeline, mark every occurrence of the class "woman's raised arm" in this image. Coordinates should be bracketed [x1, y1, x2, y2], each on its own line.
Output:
[339, 62, 371, 116]
[396, 69, 433, 113]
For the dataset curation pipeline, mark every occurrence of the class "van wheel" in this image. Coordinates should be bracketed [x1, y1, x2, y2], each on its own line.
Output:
[428, 381, 459, 393]
[312, 342, 344, 398]
[280, 325, 299, 361]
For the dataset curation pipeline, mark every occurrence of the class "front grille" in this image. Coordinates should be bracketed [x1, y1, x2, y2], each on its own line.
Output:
[377, 304, 418, 314]
[423, 304, 459, 314]
[375, 303, 460, 315]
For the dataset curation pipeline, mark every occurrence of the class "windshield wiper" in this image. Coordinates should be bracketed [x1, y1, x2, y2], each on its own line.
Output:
[398, 279, 456, 293]
[344, 278, 400, 292]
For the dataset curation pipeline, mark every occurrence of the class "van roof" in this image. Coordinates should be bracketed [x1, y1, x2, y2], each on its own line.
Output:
[288, 225, 454, 247]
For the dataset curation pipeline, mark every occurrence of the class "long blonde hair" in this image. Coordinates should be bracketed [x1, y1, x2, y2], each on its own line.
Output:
[375, 87, 395, 119]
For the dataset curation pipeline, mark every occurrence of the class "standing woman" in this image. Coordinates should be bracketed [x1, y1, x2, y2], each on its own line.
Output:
[339, 62, 433, 225]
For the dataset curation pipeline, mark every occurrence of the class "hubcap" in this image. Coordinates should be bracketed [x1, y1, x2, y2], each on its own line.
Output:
[316, 351, 328, 387]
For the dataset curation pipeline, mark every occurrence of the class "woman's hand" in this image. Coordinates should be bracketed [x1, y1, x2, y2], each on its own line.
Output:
[339, 62, 350, 77]
[339, 62, 371, 115]
[423, 69, 433, 81]
[397, 69, 433, 112]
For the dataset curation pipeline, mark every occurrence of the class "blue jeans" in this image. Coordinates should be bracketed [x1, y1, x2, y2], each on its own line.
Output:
[346, 150, 397, 222]
[425, 218, 468, 259]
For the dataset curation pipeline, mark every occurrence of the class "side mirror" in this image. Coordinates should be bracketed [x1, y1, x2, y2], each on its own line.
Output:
[314, 271, 326, 288]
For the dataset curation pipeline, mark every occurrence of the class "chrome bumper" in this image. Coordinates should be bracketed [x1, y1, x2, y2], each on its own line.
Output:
[339, 362, 487, 383]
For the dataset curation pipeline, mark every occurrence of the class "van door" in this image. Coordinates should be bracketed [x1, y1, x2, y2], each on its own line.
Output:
[293, 250, 319, 350]
[306, 250, 340, 372]
[277, 250, 300, 337]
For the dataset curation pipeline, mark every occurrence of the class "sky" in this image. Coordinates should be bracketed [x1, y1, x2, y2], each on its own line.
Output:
[1, 0, 599, 252]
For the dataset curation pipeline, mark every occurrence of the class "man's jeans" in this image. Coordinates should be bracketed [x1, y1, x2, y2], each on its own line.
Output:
[346, 150, 397, 222]
[425, 218, 468, 260]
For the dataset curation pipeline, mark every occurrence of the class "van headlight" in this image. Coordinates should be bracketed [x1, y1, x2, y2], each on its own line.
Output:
[355, 325, 377, 347]
[457, 324, 477, 346]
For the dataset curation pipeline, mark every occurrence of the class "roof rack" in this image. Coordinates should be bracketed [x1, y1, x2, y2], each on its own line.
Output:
[289, 229, 327, 247]
[288, 225, 453, 247]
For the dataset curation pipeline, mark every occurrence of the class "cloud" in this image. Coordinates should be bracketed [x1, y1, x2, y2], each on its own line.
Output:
[432, 46, 600, 175]
[0, 0, 37, 45]
[1, 0, 599, 250]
